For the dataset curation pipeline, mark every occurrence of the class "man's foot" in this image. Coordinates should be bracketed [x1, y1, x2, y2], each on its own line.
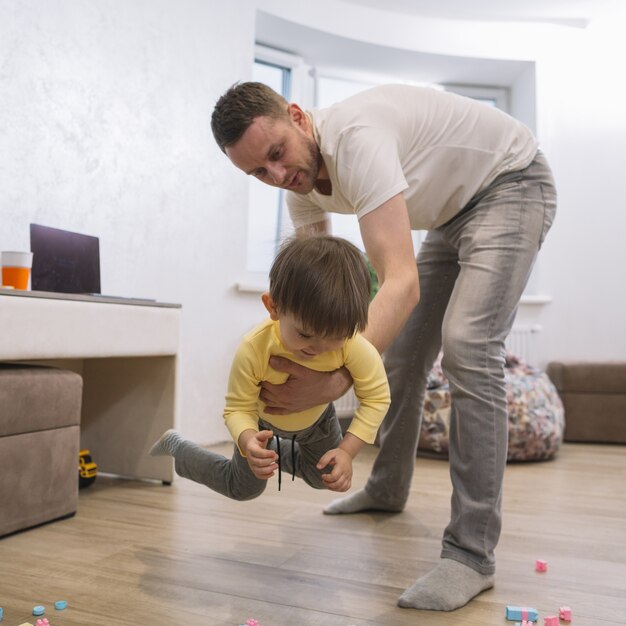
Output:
[149, 429, 184, 457]
[397, 559, 494, 611]
[323, 488, 404, 515]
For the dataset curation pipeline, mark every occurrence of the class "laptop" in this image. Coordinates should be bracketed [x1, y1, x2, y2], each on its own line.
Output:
[30, 223, 101, 294]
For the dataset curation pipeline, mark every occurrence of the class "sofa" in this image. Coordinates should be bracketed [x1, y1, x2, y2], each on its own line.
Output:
[546, 361, 626, 443]
[0, 364, 83, 537]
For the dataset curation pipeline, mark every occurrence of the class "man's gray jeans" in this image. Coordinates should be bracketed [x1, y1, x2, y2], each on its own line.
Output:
[365, 150, 557, 575]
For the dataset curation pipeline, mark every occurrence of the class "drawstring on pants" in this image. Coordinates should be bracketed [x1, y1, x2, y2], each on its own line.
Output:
[274, 434, 296, 491]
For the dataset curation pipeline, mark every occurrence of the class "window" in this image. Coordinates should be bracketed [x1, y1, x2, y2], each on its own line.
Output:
[443, 84, 509, 110]
[246, 46, 307, 273]
[245, 50, 512, 277]
[315, 74, 383, 253]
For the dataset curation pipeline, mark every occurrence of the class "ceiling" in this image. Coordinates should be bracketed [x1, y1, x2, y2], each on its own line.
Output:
[256, 0, 619, 97]
[256, 12, 531, 87]
[342, 0, 618, 28]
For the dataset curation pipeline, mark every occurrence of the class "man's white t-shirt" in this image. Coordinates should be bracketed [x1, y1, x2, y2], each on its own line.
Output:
[287, 84, 538, 231]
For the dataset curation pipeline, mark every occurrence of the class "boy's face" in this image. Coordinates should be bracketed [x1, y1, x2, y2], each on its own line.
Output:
[262, 293, 346, 359]
[277, 312, 346, 359]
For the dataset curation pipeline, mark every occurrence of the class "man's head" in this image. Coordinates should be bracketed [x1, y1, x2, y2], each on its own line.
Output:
[211, 82, 322, 194]
[211, 81, 288, 152]
[262, 236, 371, 358]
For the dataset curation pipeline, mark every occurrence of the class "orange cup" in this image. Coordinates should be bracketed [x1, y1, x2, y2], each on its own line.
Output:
[1, 251, 33, 290]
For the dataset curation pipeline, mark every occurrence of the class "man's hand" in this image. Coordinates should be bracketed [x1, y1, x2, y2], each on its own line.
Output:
[317, 447, 353, 492]
[238, 429, 278, 480]
[260, 356, 352, 415]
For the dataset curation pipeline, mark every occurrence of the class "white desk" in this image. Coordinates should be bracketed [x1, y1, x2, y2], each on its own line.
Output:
[0, 289, 181, 482]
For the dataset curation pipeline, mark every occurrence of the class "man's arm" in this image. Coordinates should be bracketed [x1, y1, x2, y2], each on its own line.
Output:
[260, 193, 420, 413]
[358, 192, 420, 352]
[294, 194, 419, 351]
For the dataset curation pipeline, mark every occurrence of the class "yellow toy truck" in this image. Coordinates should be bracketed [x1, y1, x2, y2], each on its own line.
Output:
[79, 449, 98, 488]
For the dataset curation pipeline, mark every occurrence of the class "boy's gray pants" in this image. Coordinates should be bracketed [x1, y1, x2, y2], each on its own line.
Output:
[365, 151, 557, 575]
[173, 404, 342, 500]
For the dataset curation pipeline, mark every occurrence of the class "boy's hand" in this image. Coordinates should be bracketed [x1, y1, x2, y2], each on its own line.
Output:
[239, 429, 278, 480]
[317, 447, 353, 492]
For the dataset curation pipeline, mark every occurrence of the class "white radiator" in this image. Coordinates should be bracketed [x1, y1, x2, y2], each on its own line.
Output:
[335, 387, 360, 419]
[334, 324, 542, 418]
[505, 323, 542, 364]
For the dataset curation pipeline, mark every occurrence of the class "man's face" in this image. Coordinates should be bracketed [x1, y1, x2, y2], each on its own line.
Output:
[225, 112, 321, 194]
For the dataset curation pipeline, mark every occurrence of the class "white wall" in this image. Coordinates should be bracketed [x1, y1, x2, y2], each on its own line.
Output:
[2, 1, 624, 447]
[535, 7, 626, 362]
[0, 0, 260, 444]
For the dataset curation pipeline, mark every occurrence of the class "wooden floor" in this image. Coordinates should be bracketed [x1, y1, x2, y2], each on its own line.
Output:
[1, 442, 625, 626]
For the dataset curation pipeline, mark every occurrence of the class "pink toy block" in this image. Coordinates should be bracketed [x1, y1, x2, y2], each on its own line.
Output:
[535, 559, 548, 572]
[246, 621, 259, 626]
[544, 617, 558, 626]
[559, 606, 572, 621]
[35, 620, 50, 626]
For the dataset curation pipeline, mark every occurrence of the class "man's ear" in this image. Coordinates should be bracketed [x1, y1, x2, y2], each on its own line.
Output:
[261, 292, 279, 320]
[287, 103, 307, 129]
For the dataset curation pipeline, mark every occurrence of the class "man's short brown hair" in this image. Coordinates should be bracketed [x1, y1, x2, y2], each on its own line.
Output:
[211, 82, 288, 153]
[269, 235, 371, 339]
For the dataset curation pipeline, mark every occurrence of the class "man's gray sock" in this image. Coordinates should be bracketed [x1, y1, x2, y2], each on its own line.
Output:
[323, 488, 404, 515]
[397, 558, 494, 611]
[149, 429, 184, 457]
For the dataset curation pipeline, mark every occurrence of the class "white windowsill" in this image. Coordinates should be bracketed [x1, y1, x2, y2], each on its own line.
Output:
[236, 274, 269, 294]
[519, 294, 552, 305]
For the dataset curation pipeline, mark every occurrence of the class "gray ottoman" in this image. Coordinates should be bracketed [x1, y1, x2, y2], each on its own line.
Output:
[0, 365, 83, 537]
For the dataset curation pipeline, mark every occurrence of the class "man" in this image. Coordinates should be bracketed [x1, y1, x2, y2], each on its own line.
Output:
[210, 81, 557, 611]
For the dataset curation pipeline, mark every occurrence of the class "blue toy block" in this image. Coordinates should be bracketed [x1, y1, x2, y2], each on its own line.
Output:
[506, 605, 539, 621]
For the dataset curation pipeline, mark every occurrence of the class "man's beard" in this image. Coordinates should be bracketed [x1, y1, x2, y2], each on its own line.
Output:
[293, 134, 321, 194]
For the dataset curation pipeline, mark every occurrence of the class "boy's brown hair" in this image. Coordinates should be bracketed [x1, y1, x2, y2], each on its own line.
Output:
[211, 81, 288, 153]
[269, 235, 371, 339]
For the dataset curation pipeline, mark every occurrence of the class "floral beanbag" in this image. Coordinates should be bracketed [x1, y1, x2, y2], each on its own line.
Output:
[418, 353, 565, 462]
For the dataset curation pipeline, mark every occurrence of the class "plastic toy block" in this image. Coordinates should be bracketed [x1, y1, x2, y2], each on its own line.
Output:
[514, 622, 534, 626]
[544, 617, 558, 626]
[535, 559, 548, 572]
[246, 621, 259, 626]
[506, 606, 539, 621]
[32, 606, 45, 616]
[559, 606, 572, 621]
[54, 600, 68, 610]
[17, 623, 35, 626]
[0, 606, 3, 621]
[36, 620, 50, 626]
